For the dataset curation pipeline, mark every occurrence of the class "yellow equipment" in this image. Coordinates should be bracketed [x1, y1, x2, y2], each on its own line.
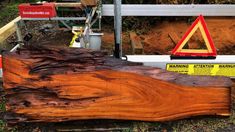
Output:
[69, 27, 83, 48]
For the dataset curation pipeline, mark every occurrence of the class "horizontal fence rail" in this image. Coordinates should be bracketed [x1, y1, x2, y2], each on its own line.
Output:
[102, 4, 235, 16]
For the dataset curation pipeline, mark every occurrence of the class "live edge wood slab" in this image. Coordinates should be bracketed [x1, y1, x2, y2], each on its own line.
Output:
[2, 45, 233, 123]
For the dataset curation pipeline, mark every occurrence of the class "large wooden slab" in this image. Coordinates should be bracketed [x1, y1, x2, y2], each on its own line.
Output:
[2, 45, 233, 123]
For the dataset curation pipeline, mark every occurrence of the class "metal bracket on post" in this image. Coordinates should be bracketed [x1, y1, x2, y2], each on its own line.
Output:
[11, 20, 24, 52]
[114, 0, 122, 58]
[98, 1, 102, 31]
[16, 20, 23, 43]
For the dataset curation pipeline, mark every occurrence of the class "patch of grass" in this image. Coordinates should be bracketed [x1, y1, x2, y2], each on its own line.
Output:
[0, 0, 42, 28]
[0, 97, 5, 112]
[0, 2, 20, 28]
[0, 93, 6, 132]
[0, 120, 6, 132]
[169, 117, 230, 132]
[121, 128, 132, 132]
[0, 78, 6, 131]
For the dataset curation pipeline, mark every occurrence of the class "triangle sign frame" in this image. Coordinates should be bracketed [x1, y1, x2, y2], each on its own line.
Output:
[171, 15, 217, 58]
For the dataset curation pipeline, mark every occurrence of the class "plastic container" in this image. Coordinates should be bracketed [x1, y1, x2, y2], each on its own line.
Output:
[89, 33, 104, 51]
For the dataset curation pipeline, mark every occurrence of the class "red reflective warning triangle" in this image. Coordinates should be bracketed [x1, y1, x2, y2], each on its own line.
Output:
[171, 15, 217, 58]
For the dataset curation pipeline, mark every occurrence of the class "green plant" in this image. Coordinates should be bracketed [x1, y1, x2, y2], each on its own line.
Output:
[0, 99, 5, 112]
[0, 120, 6, 132]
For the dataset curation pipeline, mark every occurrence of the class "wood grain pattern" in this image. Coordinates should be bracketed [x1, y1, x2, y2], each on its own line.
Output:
[2, 45, 233, 123]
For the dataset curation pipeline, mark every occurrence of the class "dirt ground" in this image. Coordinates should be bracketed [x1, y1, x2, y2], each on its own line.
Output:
[102, 17, 235, 55]
[4, 17, 235, 56]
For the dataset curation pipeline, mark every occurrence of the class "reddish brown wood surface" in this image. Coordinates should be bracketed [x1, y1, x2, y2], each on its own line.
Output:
[2, 45, 233, 123]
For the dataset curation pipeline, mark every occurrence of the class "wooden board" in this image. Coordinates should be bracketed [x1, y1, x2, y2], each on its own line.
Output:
[81, 0, 98, 7]
[130, 32, 144, 54]
[2, 45, 233, 123]
[55, 3, 84, 8]
[168, 32, 181, 45]
[0, 16, 21, 44]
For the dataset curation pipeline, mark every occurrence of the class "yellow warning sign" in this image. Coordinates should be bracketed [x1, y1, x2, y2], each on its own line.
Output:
[166, 64, 235, 77]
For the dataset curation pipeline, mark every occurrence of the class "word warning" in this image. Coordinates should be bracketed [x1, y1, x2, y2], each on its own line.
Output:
[166, 64, 235, 77]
